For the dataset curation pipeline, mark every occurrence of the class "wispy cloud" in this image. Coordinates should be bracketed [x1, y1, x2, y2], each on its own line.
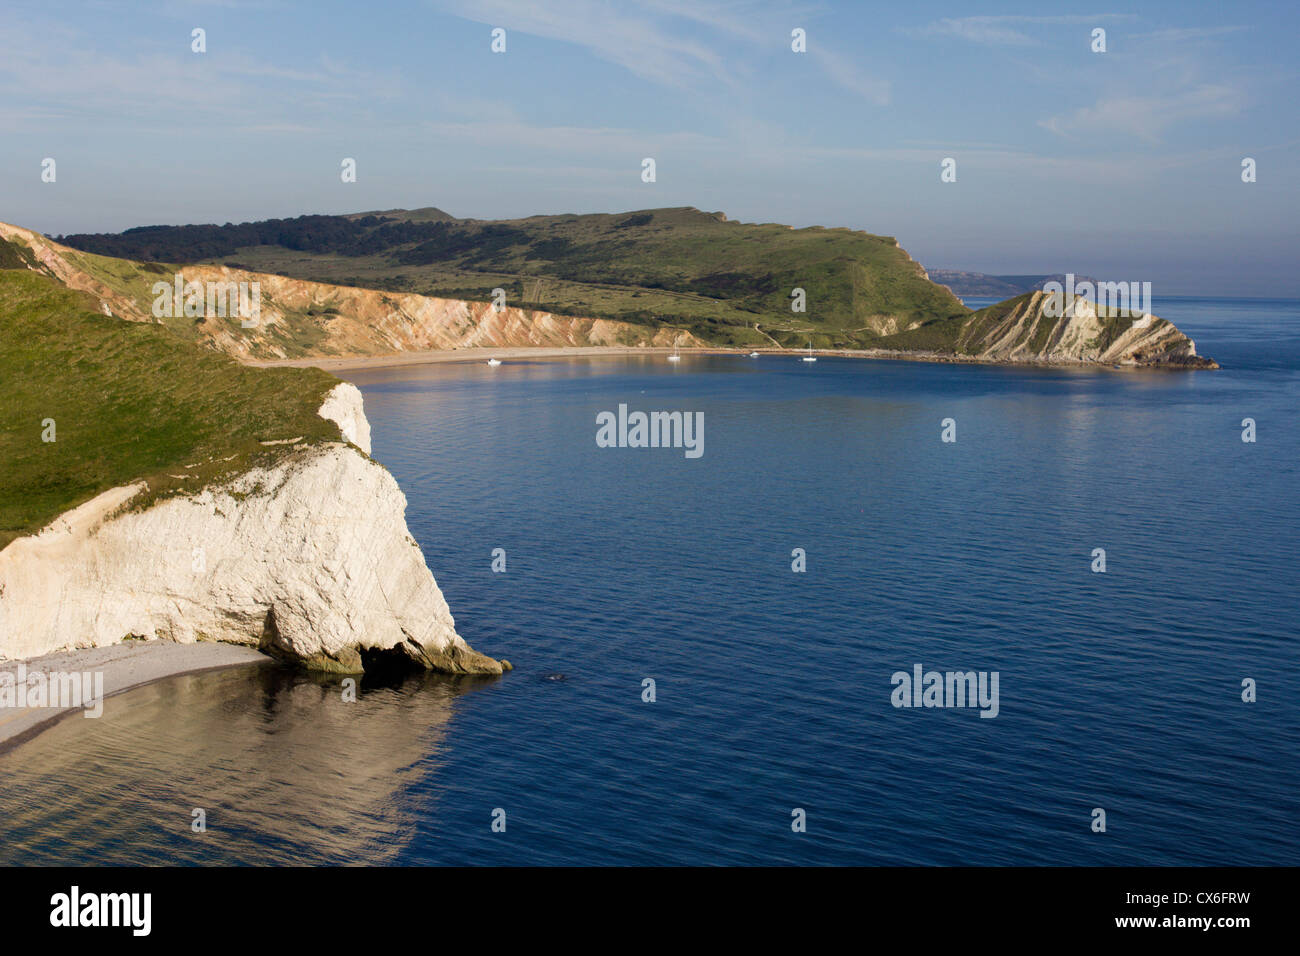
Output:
[420, 113, 1236, 189]
[430, 0, 744, 89]
[817, 47, 890, 106]
[430, 0, 890, 104]
[915, 14, 1136, 46]
[1029, 19, 1253, 142]
[0, 17, 402, 133]
[1127, 25, 1250, 43]
[418, 118, 732, 159]
[1039, 85, 1246, 142]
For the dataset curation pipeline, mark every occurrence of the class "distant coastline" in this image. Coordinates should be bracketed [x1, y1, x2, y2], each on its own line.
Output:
[245, 344, 1217, 373]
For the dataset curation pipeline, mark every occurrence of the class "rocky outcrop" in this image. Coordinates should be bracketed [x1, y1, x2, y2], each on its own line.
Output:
[0, 390, 503, 675]
[956, 291, 1217, 368]
[317, 382, 372, 454]
[189, 270, 698, 361]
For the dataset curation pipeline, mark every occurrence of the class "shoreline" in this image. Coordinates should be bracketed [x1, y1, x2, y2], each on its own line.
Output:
[0, 641, 270, 753]
[244, 345, 1217, 373]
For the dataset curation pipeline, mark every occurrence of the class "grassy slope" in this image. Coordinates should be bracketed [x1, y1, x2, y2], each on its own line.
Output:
[0, 261, 344, 549]
[60, 207, 971, 349]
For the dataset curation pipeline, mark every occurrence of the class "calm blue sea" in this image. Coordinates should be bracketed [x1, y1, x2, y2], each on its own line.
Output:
[1, 296, 1296, 866]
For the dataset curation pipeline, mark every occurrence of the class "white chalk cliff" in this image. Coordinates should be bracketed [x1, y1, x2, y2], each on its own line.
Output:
[0, 384, 503, 675]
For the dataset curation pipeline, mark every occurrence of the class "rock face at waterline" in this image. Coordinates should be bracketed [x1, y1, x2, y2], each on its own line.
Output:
[0, 384, 503, 675]
[957, 291, 1217, 367]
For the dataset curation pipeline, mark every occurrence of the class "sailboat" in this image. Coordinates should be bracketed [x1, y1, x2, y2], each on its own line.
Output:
[801, 341, 817, 362]
[667, 343, 682, 362]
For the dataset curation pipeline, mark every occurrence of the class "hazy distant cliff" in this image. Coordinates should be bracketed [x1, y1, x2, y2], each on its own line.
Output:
[927, 270, 1101, 299]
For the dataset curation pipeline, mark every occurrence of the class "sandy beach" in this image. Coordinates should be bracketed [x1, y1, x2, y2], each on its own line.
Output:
[244, 345, 745, 371]
[243, 344, 1157, 374]
[242, 344, 1034, 373]
[0, 641, 269, 752]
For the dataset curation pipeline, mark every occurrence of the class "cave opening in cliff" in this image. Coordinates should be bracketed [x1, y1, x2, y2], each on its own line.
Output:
[358, 644, 425, 685]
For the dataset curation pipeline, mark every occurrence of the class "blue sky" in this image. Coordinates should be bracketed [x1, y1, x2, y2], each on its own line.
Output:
[2, 0, 1296, 294]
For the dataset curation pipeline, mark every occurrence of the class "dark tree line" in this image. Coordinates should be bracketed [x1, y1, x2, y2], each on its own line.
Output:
[54, 215, 493, 263]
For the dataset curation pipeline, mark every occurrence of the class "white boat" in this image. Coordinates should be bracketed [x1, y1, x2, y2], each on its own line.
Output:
[749, 351, 759, 358]
[667, 345, 681, 363]
[486, 358, 502, 366]
[801, 342, 817, 362]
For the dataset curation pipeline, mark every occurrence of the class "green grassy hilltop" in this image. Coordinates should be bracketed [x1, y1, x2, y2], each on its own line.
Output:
[0, 256, 343, 548]
[59, 206, 970, 350]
